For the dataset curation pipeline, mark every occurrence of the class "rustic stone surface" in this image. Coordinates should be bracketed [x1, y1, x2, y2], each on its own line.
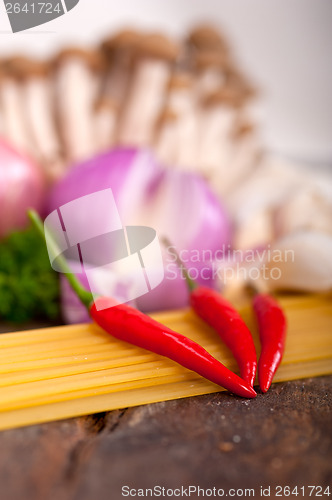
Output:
[0, 377, 331, 500]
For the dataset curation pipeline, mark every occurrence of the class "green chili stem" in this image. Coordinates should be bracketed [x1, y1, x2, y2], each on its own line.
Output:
[161, 237, 198, 292]
[27, 209, 94, 310]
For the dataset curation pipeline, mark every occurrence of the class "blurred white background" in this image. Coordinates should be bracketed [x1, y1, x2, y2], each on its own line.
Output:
[0, 0, 331, 164]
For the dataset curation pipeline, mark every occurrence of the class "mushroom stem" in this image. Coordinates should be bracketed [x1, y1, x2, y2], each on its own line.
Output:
[0, 66, 33, 155]
[54, 49, 103, 163]
[118, 34, 179, 147]
[94, 99, 117, 152]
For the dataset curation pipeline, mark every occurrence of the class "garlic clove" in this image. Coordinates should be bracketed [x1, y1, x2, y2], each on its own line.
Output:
[275, 188, 332, 238]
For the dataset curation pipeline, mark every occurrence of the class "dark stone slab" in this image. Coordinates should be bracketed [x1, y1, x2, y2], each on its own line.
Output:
[0, 377, 331, 500]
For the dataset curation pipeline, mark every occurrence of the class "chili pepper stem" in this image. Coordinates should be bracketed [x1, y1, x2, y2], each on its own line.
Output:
[161, 237, 198, 291]
[27, 209, 94, 310]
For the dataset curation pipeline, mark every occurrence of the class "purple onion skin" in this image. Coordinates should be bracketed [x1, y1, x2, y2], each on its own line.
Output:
[0, 138, 45, 237]
[50, 148, 232, 319]
[60, 270, 91, 324]
[136, 262, 220, 312]
[49, 148, 140, 214]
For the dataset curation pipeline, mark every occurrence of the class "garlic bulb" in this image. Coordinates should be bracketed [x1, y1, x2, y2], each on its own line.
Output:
[258, 230, 332, 292]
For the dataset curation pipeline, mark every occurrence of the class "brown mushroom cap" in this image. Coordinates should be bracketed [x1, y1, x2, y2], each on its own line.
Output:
[203, 87, 247, 108]
[102, 29, 142, 55]
[155, 106, 179, 131]
[0, 56, 50, 81]
[136, 33, 180, 61]
[188, 24, 229, 52]
[226, 68, 257, 99]
[194, 49, 231, 71]
[53, 47, 106, 73]
[0, 60, 9, 81]
[168, 71, 193, 90]
[94, 97, 119, 113]
[232, 119, 255, 138]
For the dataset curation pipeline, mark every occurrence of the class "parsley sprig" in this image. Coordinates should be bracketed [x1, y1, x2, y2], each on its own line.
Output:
[0, 227, 60, 323]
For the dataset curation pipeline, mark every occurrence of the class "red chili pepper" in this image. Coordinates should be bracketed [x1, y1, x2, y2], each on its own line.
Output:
[189, 287, 257, 387]
[167, 242, 257, 387]
[90, 297, 256, 398]
[253, 293, 287, 393]
[28, 210, 257, 399]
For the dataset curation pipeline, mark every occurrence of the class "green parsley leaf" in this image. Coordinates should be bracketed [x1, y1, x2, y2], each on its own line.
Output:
[0, 227, 60, 323]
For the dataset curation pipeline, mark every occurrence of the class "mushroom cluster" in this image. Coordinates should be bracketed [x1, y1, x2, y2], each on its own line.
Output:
[0, 24, 259, 191]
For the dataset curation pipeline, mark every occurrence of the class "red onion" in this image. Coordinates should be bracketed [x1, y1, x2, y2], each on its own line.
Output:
[0, 138, 45, 238]
[49, 148, 231, 322]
